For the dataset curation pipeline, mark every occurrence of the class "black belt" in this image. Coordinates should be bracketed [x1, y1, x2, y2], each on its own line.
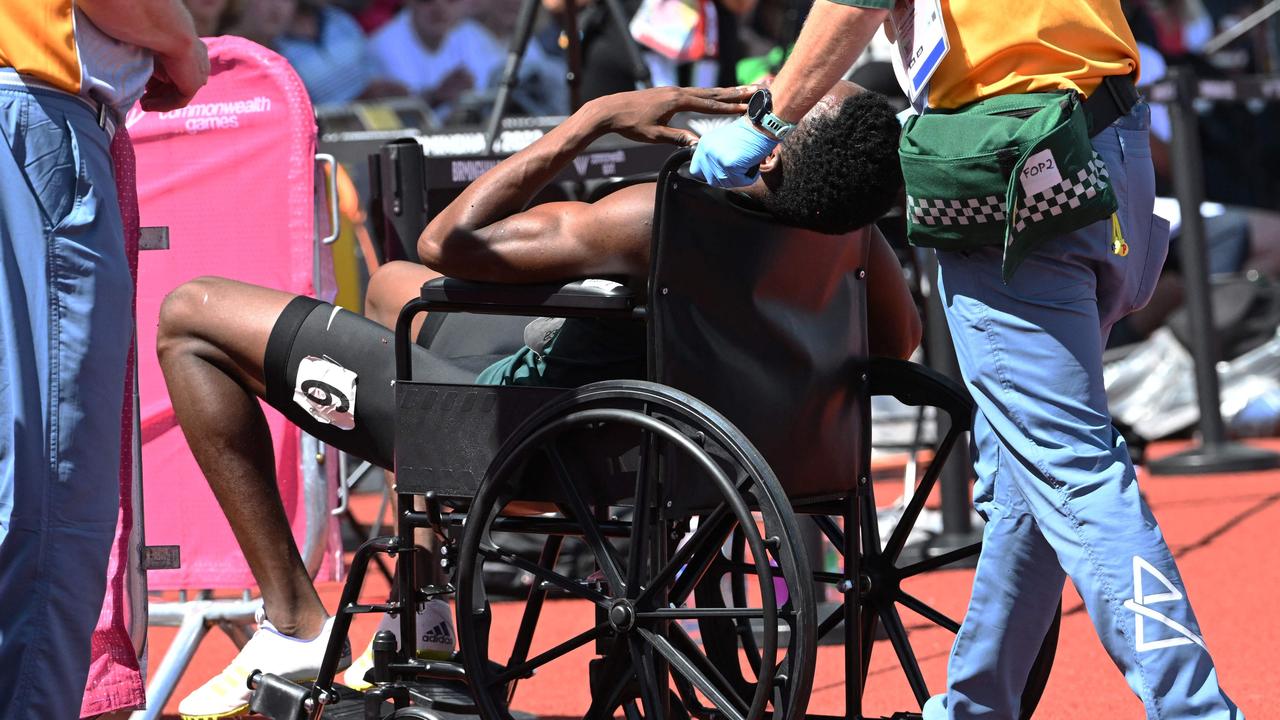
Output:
[1084, 74, 1140, 137]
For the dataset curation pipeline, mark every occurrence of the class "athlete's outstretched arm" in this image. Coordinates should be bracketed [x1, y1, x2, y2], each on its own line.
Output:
[417, 86, 752, 283]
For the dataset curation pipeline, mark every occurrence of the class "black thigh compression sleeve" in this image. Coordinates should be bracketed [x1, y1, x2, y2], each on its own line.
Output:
[263, 297, 509, 471]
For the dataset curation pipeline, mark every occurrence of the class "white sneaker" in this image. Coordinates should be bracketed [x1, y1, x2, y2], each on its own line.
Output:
[343, 599, 455, 691]
[178, 610, 352, 720]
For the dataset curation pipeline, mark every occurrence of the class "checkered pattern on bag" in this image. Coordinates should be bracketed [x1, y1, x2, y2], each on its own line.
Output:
[1012, 152, 1111, 232]
[908, 194, 1007, 226]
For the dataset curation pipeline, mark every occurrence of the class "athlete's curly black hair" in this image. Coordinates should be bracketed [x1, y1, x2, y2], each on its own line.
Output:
[761, 90, 903, 235]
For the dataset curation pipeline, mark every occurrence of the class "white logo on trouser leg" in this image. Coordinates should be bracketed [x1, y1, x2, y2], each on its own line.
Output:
[1122, 556, 1207, 652]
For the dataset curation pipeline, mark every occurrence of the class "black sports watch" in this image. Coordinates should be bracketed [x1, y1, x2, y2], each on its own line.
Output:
[747, 88, 796, 140]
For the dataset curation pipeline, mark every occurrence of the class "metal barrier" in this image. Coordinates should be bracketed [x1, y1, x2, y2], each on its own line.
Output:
[1146, 68, 1280, 474]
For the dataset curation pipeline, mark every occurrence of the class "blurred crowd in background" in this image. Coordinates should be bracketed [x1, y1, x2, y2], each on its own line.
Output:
[183, 0, 1280, 208]
[184, 0, 765, 119]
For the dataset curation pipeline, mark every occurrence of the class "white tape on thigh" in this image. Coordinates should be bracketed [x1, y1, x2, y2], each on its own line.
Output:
[293, 355, 358, 430]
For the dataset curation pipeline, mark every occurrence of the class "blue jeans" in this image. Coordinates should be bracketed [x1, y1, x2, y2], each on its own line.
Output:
[0, 86, 131, 718]
[922, 104, 1242, 719]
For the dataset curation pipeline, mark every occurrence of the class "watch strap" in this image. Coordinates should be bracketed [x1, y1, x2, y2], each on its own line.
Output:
[759, 112, 794, 140]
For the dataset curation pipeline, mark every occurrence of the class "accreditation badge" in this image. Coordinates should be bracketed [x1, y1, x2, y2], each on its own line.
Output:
[888, 0, 950, 107]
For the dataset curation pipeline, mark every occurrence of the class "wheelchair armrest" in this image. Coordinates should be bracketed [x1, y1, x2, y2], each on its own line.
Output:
[868, 356, 975, 429]
[419, 276, 640, 318]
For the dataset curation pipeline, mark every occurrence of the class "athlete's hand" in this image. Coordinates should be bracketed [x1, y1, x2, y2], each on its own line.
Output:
[587, 85, 754, 146]
[689, 115, 778, 188]
[141, 37, 209, 112]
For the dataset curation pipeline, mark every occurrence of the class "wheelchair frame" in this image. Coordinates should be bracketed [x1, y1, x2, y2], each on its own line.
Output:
[249, 151, 1058, 720]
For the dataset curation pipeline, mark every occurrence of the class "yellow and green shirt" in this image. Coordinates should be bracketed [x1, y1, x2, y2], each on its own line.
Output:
[829, 0, 1139, 109]
[0, 2, 152, 114]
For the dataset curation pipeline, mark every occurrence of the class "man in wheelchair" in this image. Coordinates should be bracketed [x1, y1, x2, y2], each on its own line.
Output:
[159, 81, 919, 719]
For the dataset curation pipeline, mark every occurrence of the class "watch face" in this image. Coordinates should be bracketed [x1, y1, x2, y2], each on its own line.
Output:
[748, 89, 771, 123]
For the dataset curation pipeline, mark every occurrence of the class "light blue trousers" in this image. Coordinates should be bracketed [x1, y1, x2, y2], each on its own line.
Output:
[0, 86, 131, 719]
[922, 104, 1242, 719]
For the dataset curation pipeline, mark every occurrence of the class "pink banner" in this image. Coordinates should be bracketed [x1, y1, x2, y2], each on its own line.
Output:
[81, 39, 343, 716]
[129, 37, 340, 593]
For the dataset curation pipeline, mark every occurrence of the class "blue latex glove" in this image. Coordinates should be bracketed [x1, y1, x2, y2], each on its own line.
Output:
[689, 116, 780, 188]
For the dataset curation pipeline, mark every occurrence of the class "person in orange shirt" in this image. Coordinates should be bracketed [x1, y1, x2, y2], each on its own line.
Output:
[0, 4, 207, 718]
[691, 1, 1243, 718]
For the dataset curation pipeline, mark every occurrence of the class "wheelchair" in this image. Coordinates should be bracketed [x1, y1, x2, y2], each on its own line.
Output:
[249, 150, 1058, 720]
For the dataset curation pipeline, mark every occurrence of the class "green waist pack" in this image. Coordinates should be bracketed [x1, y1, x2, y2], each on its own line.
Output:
[899, 91, 1118, 281]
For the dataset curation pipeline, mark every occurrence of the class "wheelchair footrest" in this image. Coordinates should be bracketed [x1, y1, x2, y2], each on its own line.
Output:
[314, 684, 372, 719]
[403, 676, 479, 714]
[248, 672, 313, 720]
[294, 679, 489, 720]
[313, 680, 535, 720]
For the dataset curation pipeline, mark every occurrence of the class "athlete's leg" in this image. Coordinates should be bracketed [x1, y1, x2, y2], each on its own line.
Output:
[364, 259, 439, 334]
[157, 277, 328, 638]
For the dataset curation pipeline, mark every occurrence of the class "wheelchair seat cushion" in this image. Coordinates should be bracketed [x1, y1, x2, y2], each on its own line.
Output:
[474, 317, 646, 387]
[263, 298, 646, 471]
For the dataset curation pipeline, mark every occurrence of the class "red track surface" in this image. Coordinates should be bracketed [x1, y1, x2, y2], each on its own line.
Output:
[146, 440, 1280, 719]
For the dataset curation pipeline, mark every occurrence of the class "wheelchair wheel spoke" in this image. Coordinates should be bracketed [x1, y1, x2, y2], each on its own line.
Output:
[896, 590, 961, 633]
[667, 511, 737, 606]
[637, 627, 747, 720]
[585, 645, 636, 720]
[812, 515, 845, 553]
[627, 430, 657, 599]
[636, 607, 768, 621]
[884, 429, 961, 563]
[898, 541, 982, 578]
[639, 503, 732, 607]
[816, 601, 845, 641]
[506, 536, 563, 675]
[881, 476, 932, 564]
[669, 620, 751, 714]
[490, 623, 610, 687]
[630, 635, 668, 720]
[479, 543, 610, 606]
[879, 604, 930, 708]
[858, 602, 877, 687]
[670, 670, 706, 718]
[546, 444, 627, 595]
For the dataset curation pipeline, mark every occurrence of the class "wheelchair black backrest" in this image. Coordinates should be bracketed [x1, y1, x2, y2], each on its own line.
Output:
[393, 151, 871, 507]
[648, 153, 870, 501]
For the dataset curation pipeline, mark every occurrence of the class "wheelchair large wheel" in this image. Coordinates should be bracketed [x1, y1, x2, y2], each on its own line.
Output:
[455, 381, 816, 720]
[830, 358, 1058, 717]
[808, 477, 1060, 718]
[707, 358, 1059, 718]
[691, 524, 814, 720]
